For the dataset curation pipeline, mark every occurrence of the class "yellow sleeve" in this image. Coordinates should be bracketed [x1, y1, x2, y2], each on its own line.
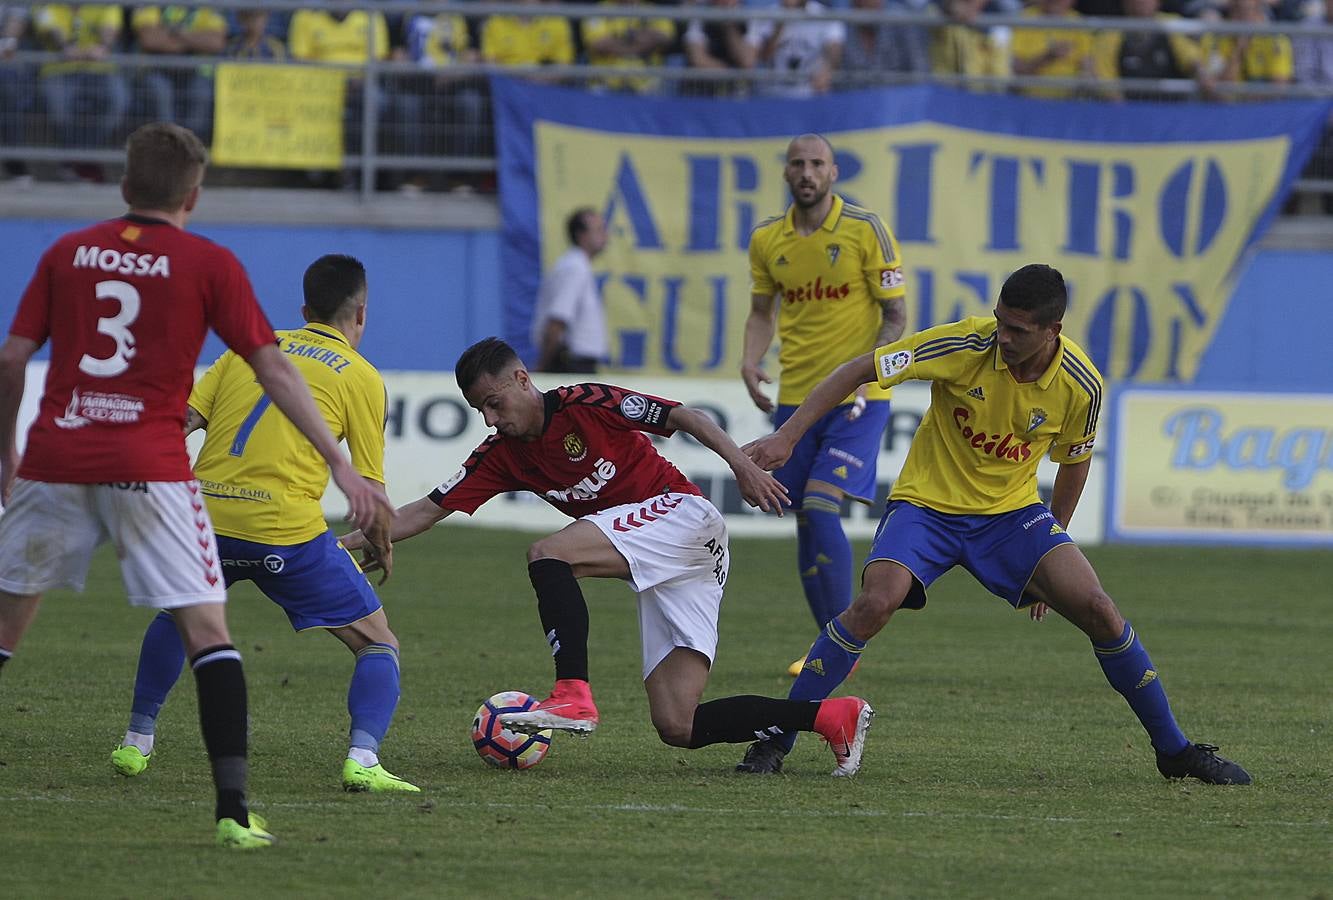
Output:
[195, 9, 227, 33]
[748, 228, 774, 295]
[188, 350, 234, 420]
[372, 13, 390, 60]
[131, 7, 162, 29]
[288, 10, 315, 60]
[1009, 26, 1047, 70]
[479, 18, 502, 61]
[549, 19, 574, 64]
[856, 215, 905, 301]
[582, 16, 613, 45]
[648, 17, 675, 40]
[872, 319, 978, 389]
[1048, 389, 1100, 463]
[1269, 36, 1294, 81]
[98, 5, 123, 32]
[343, 368, 388, 483]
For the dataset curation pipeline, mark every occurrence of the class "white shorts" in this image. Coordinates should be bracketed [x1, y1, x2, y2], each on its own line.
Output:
[0, 478, 225, 609]
[587, 492, 728, 679]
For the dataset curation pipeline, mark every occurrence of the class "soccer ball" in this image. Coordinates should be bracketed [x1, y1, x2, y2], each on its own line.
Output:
[471, 691, 553, 770]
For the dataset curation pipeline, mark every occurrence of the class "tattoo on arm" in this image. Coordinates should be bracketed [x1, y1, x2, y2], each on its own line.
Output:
[876, 297, 907, 347]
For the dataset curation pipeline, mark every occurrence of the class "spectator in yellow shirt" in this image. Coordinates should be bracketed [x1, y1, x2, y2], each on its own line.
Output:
[1199, 0, 1293, 97]
[288, 8, 401, 185]
[1010, 0, 1103, 98]
[479, 0, 575, 70]
[33, 4, 127, 178]
[931, 0, 1012, 86]
[131, 5, 226, 143]
[581, 0, 677, 93]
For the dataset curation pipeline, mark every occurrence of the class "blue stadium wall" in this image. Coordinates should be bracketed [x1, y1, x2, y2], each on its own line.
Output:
[1, 219, 1329, 390]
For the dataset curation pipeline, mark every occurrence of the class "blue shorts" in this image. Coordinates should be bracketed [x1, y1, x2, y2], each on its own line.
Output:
[773, 400, 890, 506]
[866, 500, 1074, 609]
[216, 530, 381, 631]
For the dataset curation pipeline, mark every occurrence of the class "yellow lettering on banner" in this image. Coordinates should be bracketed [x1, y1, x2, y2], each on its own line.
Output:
[534, 123, 1288, 383]
[212, 64, 347, 170]
[1113, 390, 1333, 543]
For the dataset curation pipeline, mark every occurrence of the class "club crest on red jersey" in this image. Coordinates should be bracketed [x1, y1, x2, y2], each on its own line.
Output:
[563, 432, 588, 462]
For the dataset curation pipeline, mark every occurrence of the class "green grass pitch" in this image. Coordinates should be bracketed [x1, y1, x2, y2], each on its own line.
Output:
[1, 526, 1329, 898]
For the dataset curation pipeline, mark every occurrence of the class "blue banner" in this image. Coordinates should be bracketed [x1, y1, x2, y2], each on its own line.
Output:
[493, 77, 1329, 382]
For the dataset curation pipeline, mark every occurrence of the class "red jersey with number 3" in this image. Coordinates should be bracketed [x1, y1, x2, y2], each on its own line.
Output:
[9, 215, 276, 483]
[428, 383, 703, 518]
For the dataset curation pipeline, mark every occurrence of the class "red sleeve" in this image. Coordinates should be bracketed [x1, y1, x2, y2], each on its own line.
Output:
[9, 247, 56, 344]
[559, 383, 680, 436]
[427, 436, 514, 514]
[205, 247, 276, 360]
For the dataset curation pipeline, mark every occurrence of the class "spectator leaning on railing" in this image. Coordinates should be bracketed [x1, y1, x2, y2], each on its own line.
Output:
[1097, 0, 1201, 101]
[581, 0, 677, 94]
[682, 0, 757, 97]
[838, 0, 932, 86]
[1010, 0, 1106, 97]
[227, 7, 287, 60]
[931, 0, 1013, 84]
[1198, 0, 1293, 95]
[131, 4, 226, 143]
[479, 0, 575, 71]
[287, 6, 397, 187]
[749, 0, 847, 97]
[404, 7, 486, 173]
[33, 3, 128, 180]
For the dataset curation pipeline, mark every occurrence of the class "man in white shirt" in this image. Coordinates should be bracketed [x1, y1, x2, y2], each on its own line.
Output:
[533, 208, 610, 374]
[748, 0, 846, 98]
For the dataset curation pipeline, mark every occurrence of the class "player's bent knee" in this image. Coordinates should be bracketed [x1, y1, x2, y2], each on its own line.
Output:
[652, 716, 693, 748]
[526, 539, 568, 565]
[844, 590, 898, 638]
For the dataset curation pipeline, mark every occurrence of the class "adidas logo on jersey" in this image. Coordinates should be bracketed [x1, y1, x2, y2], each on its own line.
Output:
[967, 386, 986, 400]
[775, 255, 789, 266]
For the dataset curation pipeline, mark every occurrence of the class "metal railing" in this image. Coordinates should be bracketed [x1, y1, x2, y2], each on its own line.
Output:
[1, 1, 1331, 202]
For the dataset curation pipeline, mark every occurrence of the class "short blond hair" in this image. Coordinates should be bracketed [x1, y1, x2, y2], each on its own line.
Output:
[123, 123, 208, 211]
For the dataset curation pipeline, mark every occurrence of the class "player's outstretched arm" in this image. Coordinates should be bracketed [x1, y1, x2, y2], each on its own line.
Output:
[341, 496, 453, 561]
[246, 344, 393, 529]
[743, 352, 877, 472]
[0, 336, 39, 505]
[665, 406, 789, 515]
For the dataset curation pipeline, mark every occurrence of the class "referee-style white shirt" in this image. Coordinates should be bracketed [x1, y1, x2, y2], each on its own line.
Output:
[532, 246, 607, 360]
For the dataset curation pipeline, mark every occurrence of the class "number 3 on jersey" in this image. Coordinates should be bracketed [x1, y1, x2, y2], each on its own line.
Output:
[80, 280, 140, 377]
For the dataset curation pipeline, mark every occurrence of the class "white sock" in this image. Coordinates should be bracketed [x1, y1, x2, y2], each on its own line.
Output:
[347, 746, 379, 768]
[123, 731, 154, 755]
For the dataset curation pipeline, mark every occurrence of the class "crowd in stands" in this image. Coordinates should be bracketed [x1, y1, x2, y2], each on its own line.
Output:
[0, 0, 1330, 189]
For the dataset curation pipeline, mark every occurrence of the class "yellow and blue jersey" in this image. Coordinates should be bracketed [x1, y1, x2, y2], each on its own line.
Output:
[191, 324, 387, 545]
[749, 194, 906, 406]
[872, 316, 1102, 515]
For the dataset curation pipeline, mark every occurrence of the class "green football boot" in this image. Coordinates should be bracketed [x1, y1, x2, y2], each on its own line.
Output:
[216, 813, 276, 849]
[110, 744, 151, 777]
[341, 759, 421, 793]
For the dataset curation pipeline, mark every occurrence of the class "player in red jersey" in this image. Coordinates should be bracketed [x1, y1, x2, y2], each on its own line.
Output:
[342, 338, 877, 775]
[0, 123, 394, 849]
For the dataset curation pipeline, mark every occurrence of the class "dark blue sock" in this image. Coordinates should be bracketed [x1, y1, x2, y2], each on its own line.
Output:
[1093, 622, 1189, 755]
[795, 513, 827, 627]
[803, 491, 852, 624]
[129, 611, 187, 735]
[348, 643, 401, 755]
[776, 617, 866, 753]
